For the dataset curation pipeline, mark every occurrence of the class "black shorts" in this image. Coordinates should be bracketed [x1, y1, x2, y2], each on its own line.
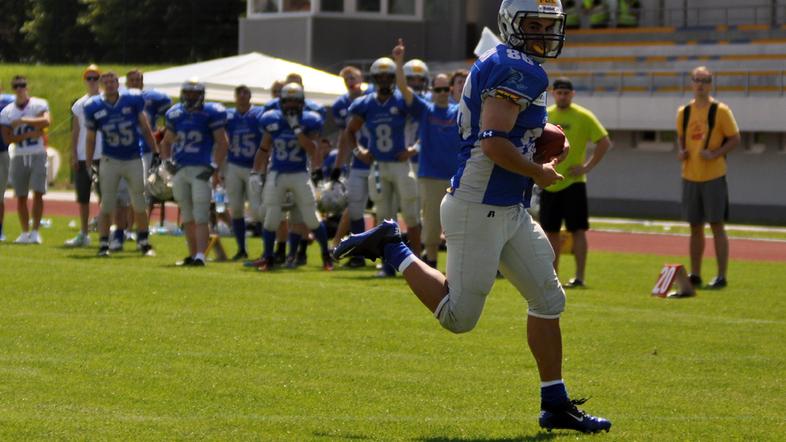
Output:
[682, 176, 729, 225]
[75, 160, 99, 204]
[538, 182, 590, 233]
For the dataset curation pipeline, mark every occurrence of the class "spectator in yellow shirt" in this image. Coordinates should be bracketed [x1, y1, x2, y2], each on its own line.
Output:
[676, 66, 741, 290]
[542, 78, 612, 288]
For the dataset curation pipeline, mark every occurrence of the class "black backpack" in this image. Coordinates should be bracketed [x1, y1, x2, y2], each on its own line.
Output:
[681, 101, 719, 151]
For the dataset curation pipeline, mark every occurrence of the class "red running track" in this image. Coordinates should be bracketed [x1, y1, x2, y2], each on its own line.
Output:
[6, 196, 785, 262]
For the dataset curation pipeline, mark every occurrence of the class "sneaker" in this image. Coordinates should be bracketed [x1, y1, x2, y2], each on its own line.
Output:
[333, 220, 402, 262]
[707, 276, 727, 289]
[109, 238, 123, 252]
[140, 244, 156, 257]
[97, 246, 110, 257]
[176, 256, 194, 266]
[65, 233, 91, 247]
[231, 251, 248, 261]
[539, 398, 611, 434]
[256, 257, 275, 272]
[285, 255, 298, 269]
[244, 256, 266, 268]
[688, 273, 702, 287]
[14, 232, 31, 244]
[322, 253, 334, 272]
[564, 278, 584, 289]
[274, 246, 286, 264]
[343, 256, 366, 268]
[191, 257, 206, 267]
[0, 233, 5, 242]
[27, 231, 42, 244]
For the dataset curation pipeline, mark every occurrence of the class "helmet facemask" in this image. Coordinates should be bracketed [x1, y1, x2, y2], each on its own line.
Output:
[499, 3, 566, 63]
[180, 88, 205, 112]
[281, 97, 304, 118]
[373, 73, 396, 96]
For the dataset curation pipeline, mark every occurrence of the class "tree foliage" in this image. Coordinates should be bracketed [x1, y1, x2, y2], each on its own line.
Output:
[0, 0, 245, 64]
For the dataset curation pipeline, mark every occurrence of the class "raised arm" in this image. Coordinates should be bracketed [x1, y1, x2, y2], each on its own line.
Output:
[392, 38, 414, 106]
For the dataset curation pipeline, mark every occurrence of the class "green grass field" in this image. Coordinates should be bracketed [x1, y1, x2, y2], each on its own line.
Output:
[0, 64, 167, 185]
[1, 216, 784, 440]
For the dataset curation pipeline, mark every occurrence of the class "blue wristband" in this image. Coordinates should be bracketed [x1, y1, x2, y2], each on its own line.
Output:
[478, 129, 509, 140]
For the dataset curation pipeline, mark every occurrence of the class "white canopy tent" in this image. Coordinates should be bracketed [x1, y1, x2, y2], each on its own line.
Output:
[126, 52, 347, 106]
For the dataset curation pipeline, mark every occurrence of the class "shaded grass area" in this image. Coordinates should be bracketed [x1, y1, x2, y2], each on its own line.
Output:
[0, 216, 784, 440]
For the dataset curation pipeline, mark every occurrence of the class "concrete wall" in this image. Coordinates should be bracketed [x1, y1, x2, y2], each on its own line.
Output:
[239, 17, 310, 64]
[585, 132, 786, 224]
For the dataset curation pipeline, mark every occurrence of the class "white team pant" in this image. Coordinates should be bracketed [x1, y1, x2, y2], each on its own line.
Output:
[262, 171, 320, 231]
[347, 167, 370, 221]
[99, 156, 146, 215]
[370, 161, 419, 227]
[435, 195, 566, 333]
[172, 165, 212, 224]
[225, 162, 264, 221]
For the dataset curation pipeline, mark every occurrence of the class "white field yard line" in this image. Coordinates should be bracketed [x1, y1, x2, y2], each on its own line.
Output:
[591, 217, 786, 234]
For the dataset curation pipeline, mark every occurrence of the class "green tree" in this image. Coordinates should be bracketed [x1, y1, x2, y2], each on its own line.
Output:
[0, 0, 33, 62]
[21, 0, 94, 63]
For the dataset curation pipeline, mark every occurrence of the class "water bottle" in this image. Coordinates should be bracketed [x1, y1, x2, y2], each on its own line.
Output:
[214, 185, 226, 214]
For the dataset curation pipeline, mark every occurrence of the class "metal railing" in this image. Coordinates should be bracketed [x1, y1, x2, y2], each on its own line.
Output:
[572, 5, 786, 28]
[548, 70, 786, 96]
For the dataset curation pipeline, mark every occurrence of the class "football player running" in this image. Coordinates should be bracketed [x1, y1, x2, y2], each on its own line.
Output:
[159, 79, 229, 266]
[334, 0, 611, 434]
[335, 57, 422, 275]
[84, 72, 157, 257]
[252, 83, 333, 272]
[225, 85, 263, 261]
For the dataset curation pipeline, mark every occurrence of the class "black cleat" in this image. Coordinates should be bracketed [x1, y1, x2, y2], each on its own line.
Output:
[176, 256, 194, 267]
[285, 255, 298, 269]
[191, 257, 206, 267]
[564, 278, 585, 289]
[97, 246, 110, 257]
[232, 250, 249, 261]
[707, 276, 727, 289]
[343, 256, 366, 268]
[140, 244, 156, 257]
[256, 257, 275, 272]
[539, 398, 611, 434]
[688, 273, 702, 287]
[333, 220, 402, 262]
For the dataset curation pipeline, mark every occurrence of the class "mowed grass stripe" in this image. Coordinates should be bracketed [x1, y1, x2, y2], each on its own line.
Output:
[0, 216, 784, 440]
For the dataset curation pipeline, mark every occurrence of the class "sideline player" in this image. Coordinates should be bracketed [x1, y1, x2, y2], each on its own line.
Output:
[159, 79, 229, 266]
[541, 77, 612, 287]
[0, 80, 18, 241]
[393, 41, 460, 269]
[252, 83, 333, 271]
[65, 65, 103, 247]
[225, 85, 263, 260]
[335, 56, 422, 274]
[334, 0, 611, 434]
[0, 75, 51, 244]
[84, 72, 157, 257]
[330, 66, 371, 267]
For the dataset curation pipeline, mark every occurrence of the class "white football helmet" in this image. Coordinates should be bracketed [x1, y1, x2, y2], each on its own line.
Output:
[317, 180, 348, 214]
[369, 57, 396, 76]
[498, 0, 566, 62]
[146, 163, 174, 202]
[180, 77, 205, 111]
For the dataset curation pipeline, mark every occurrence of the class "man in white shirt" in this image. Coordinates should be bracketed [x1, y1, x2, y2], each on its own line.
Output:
[65, 65, 103, 247]
[0, 75, 51, 244]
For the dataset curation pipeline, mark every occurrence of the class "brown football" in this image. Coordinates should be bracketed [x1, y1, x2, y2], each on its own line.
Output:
[534, 123, 567, 164]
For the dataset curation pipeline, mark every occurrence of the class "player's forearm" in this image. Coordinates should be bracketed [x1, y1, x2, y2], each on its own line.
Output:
[716, 133, 741, 156]
[213, 141, 228, 166]
[21, 115, 51, 129]
[584, 137, 612, 172]
[395, 62, 414, 106]
[85, 131, 96, 163]
[337, 129, 356, 168]
[296, 133, 317, 156]
[70, 119, 80, 160]
[481, 138, 543, 180]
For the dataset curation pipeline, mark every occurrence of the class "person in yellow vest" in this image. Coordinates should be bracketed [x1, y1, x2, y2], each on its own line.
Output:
[676, 66, 741, 290]
[541, 78, 612, 288]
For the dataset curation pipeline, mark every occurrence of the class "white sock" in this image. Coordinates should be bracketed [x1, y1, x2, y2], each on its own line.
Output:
[541, 379, 564, 388]
[195, 253, 206, 261]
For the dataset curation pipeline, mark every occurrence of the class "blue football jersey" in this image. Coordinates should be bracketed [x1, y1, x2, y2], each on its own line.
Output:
[263, 97, 327, 120]
[259, 109, 323, 173]
[138, 89, 172, 155]
[165, 102, 227, 167]
[226, 106, 263, 169]
[0, 94, 14, 152]
[451, 44, 550, 207]
[332, 92, 370, 171]
[347, 90, 409, 162]
[408, 95, 460, 180]
[84, 90, 146, 160]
